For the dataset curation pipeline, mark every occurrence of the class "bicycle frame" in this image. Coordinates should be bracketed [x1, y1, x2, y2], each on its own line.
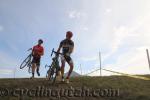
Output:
[46, 48, 62, 84]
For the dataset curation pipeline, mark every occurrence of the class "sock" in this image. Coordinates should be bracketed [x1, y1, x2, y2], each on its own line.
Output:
[32, 73, 34, 77]
[36, 68, 39, 73]
[66, 76, 69, 79]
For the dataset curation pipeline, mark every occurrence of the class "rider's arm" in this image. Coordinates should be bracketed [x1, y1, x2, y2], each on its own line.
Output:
[57, 41, 63, 53]
[57, 45, 62, 53]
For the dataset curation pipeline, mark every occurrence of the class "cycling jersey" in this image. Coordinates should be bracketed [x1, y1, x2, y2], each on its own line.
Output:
[60, 39, 74, 55]
[32, 45, 44, 66]
[32, 45, 44, 58]
[59, 39, 74, 64]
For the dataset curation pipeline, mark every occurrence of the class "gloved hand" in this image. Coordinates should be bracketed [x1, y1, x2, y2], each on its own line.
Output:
[55, 52, 59, 57]
[65, 53, 70, 57]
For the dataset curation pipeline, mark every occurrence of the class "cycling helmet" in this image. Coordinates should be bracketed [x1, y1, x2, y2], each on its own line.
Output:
[66, 31, 73, 38]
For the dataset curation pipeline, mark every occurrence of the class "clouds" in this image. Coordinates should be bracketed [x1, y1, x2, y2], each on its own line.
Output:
[105, 47, 150, 74]
[0, 25, 3, 32]
[0, 50, 19, 67]
[82, 27, 89, 31]
[73, 0, 150, 76]
[104, 8, 112, 15]
[0, 69, 14, 75]
[90, 16, 150, 76]
[68, 10, 86, 19]
[0, 50, 19, 78]
[68, 11, 79, 19]
[88, 47, 150, 76]
[1, 0, 150, 78]
[80, 56, 98, 62]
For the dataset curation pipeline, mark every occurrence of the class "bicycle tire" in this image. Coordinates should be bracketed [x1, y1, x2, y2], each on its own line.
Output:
[52, 60, 60, 84]
[20, 54, 32, 69]
[46, 52, 61, 84]
[52, 72, 57, 84]
[27, 62, 32, 73]
[46, 66, 53, 80]
[48, 66, 56, 84]
[46, 70, 51, 80]
[52, 67, 57, 82]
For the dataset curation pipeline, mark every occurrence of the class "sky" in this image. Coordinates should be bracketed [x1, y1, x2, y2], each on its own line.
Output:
[0, 0, 150, 78]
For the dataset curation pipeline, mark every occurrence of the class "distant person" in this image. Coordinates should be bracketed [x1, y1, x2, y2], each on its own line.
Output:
[31, 39, 44, 79]
[57, 31, 74, 83]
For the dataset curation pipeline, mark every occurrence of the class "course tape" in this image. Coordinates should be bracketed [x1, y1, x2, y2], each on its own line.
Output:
[85, 68, 150, 81]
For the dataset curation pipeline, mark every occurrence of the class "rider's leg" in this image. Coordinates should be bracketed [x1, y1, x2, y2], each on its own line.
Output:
[36, 58, 40, 76]
[61, 61, 65, 79]
[66, 61, 74, 79]
[65, 56, 74, 80]
[36, 65, 40, 76]
[61, 57, 66, 80]
[32, 63, 36, 78]
[65, 61, 74, 84]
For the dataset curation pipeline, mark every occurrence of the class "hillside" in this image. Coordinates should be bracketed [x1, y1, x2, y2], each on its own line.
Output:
[64, 71, 80, 77]
[0, 75, 150, 100]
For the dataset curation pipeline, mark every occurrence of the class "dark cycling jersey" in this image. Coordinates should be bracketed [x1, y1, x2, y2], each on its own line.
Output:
[60, 39, 74, 55]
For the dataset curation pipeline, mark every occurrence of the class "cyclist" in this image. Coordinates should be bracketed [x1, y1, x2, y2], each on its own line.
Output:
[31, 39, 44, 79]
[57, 31, 74, 83]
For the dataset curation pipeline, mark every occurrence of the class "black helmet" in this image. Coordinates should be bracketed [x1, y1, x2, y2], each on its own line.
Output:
[38, 39, 43, 44]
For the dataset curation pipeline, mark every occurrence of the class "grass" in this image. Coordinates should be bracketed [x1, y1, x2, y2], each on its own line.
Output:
[0, 75, 150, 100]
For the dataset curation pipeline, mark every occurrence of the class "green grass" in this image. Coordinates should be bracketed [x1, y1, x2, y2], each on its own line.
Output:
[0, 75, 150, 100]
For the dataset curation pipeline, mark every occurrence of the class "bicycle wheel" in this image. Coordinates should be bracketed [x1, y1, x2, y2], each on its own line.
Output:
[46, 68, 53, 80]
[52, 60, 60, 84]
[27, 62, 32, 73]
[52, 72, 57, 84]
[47, 66, 57, 84]
[20, 54, 32, 69]
[50, 68, 57, 84]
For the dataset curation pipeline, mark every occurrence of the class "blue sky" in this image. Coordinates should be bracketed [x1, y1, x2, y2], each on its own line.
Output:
[0, 0, 150, 78]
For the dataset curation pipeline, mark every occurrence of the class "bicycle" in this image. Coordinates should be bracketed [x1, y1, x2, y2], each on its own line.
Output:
[20, 48, 33, 73]
[45, 48, 63, 84]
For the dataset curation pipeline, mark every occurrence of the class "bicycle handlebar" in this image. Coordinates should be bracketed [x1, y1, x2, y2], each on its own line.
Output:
[45, 64, 50, 68]
[27, 48, 32, 51]
[51, 48, 63, 57]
